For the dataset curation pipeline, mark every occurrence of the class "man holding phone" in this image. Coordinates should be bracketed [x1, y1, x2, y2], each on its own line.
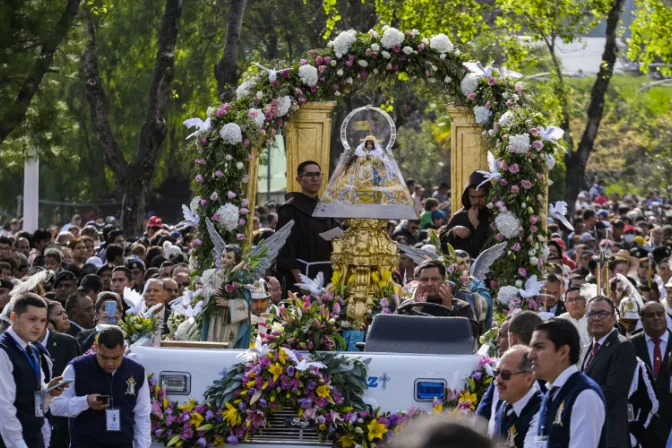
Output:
[76, 293, 123, 353]
[50, 326, 151, 448]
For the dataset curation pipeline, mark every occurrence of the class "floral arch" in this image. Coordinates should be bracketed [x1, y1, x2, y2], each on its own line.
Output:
[186, 26, 563, 311]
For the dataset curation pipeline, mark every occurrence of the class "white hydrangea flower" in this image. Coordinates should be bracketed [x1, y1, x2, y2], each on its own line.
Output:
[515, 280, 523, 288]
[219, 123, 243, 145]
[508, 134, 531, 154]
[381, 27, 404, 49]
[381, 51, 392, 59]
[358, 60, 368, 67]
[498, 111, 515, 128]
[298, 64, 319, 87]
[255, 91, 264, 100]
[460, 73, 481, 96]
[216, 203, 240, 232]
[495, 211, 522, 239]
[331, 29, 357, 58]
[497, 286, 520, 305]
[430, 34, 454, 53]
[371, 43, 380, 52]
[337, 69, 344, 76]
[236, 77, 258, 100]
[530, 256, 539, 266]
[190, 196, 201, 214]
[473, 106, 492, 125]
[248, 108, 265, 128]
[528, 248, 537, 257]
[277, 96, 292, 117]
[402, 46, 414, 55]
[236, 161, 244, 170]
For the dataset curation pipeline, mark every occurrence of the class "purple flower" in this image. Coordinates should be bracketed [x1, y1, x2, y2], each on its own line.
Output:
[182, 425, 194, 439]
[155, 429, 164, 437]
[512, 243, 521, 251]
[226, 435, 239, 444]
[195, 175, 204, 183]
[205, 409, 215, 421]
[200, 138, 207, 146]
[287, 366, 295, 377]
[379, 298, 389, 308]
[241, 199, 249, 207]
[418, 43, 425, 50]
[496, 233, 505, 241]
[238, 218, 246, 226]
[210, 192, 218, 201]
[194, 158, 206, 165]
[518, 267, 528, 277]
[528, 299, 538, 310]
[499, 178, 508, 186]
[530, 225, 538, 233]
[215, 170, 224, 178]
[197, 438, 207, 447]
[471, 371, 482, 380]
[300, 398, 312, 409]
[511, 185, 520, 193]
[333, 302, 341, 314]
[227, 191, 236, 199]
[200, 199, 207, 206]
[360, 71, 368, 79]
[239, 208, 250, 215]
[530, 128, 539, 136]
[300, 58, 308, 65]
[509, 163, 520, 174]
[521, 180, 533, 189]
[191, 239, 202, 247]
[533, 140, 544, 151]
[467, 92, 477, 101]
[488, 77, 497, 86]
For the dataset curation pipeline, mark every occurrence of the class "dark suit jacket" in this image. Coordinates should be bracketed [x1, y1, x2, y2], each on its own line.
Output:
[76, 328, 97, 353]
[45, 330, 81, 377]
[631, 330, 672, 446]
[66, 324, 82, 339]
[582, 329, 637, 448]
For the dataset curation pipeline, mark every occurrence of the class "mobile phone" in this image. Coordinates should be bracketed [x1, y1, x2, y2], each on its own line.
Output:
[96, 395, 110, 404]
[45, 378, 73, 393]
[105, 301, 117, 324]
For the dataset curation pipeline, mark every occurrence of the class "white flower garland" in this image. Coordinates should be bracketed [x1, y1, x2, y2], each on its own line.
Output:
[216, 203, 240, 232]
[236, 77, 258, 100]
[277, 96, 292, 117]
[330, 30, 357, 59]
[495, 211, 522, 239]
[497, 286, 520, 305]
[381, 27, 405, 49]
[460, 73, 480, 96]
[430, 34, 454, 54]
[508, 134, 530, 154]
[473, 106, 492, 125]
[498, 111, 515, 129]
[248, 108, 265, 128]
[298, 64, 319, 87]
[219, 123, 242, 145]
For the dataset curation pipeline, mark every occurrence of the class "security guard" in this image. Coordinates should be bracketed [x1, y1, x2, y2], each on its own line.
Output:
[0, 293, 67, 448]
[50, 326, 150, 448]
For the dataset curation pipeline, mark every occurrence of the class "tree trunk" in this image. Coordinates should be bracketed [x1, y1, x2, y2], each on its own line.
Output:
[0, 0, 82, 146]
[84, 0, 183, 236]
[564, 0, 625, 217]
[214, 0, 248, 101]
[547, 44, 574, 151]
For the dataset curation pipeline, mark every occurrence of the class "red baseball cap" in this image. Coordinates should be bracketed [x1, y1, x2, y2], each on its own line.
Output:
[148, 216, 163, 227]
[623, 225, 637, 233]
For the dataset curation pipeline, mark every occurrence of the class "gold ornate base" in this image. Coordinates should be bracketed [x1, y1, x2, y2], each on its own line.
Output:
[331, 219, 399, 330]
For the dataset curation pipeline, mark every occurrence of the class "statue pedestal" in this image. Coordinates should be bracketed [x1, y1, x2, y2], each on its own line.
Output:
[446, 105, 487, 216]
[285, 102, 337, 197]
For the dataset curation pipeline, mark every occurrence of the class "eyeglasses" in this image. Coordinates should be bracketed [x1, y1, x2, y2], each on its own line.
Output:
[300, 172, 322, 179]
[493, 369, 529, 381]
[587, 310, 613, 320]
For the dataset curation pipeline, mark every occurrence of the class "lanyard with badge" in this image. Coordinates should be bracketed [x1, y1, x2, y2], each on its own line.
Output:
[10, 337, 44, 417]
[105, 373, 120, 431]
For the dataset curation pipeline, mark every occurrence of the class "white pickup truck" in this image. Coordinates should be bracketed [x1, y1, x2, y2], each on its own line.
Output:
[133, 314, 483, 448]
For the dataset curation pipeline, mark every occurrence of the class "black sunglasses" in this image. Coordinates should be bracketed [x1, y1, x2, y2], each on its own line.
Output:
[493, 369, 529, 381]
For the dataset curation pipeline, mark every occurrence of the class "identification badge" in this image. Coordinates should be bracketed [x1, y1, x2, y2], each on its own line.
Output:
[106, 409, 121, 431]
[34, 392, 43, 417]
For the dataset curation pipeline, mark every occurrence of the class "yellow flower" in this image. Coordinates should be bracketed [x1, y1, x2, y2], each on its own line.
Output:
[319, 423, 326, 431]
[190, 412, 204, 428]
[246, 380, 256, 388]
[459, 391, 478, 410]
[223, 402, 241, 426]
[432, 402, 444, 415]
[367, 420, 388, 441]
[371, 272, 380, 283]
[382, 270, 392, 282]
[278, 349, 288, 365]
[339, 435, 356, 447]
[178, 398, 195, 412]
[298, 408, 304, 417]
[163, 398, 169, 409]
[316, 385, 331, 398]
[269, 363, 284, 381]
[378, 281, 387, 289]
[214, 436, 225, 448]
[261, 381, 269, 390]
[332, 271, 341, 284]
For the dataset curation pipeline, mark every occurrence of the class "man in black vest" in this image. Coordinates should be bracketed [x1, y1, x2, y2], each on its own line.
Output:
[631, 302, 672, 448]
[50, 326, 150, 448]
[490, 345, 542, 448]
[0, 293, 67, 448]
[582, 296, 637, 448]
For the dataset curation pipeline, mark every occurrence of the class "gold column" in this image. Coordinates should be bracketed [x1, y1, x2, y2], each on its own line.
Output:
[246, 147, 259, 244]
[446, 105, 487, 216]
[285, 102, 337, 196]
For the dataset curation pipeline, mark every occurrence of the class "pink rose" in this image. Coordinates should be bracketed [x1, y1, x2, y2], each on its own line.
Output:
[300, 59, 308, 65]
[511, 185, 520, 193]
[318, 65, 327, 73]
[509, 163, 520, 174]
[512, 243, 521, 251]
[521, 180, 533, 189]
[467, 93, 477, 101]
[324, 57, 332, 64]
[310, 85, 317, 93]
[360, 72, 368, 79]
[215, 170, 224, 177]
[236, 234, 245, 241]
[211, 213, 221, 221]
[418, 43, 425, 50]
[529, 215, 540, 224]
[316, 56, 324, 65]
[528, 299, 538, 310]
[200, 199, 207, 206]
[496, 233, 505, 241]
[506, 99, 514, 107]
[195, 158, 206, 165]
[490, 222, 497, 231]
[227, 191, 236, 199]
[500, 160, 508, 171]
[537, 173, 544, 181]
[484, 101, 492, 109]
[239, 208, 250, 215]
[210, 192, 218, 201]
[238, 218, 246, 226]
[518, 267, 527, 277]
[225, 283, 235, 293]
[393, 45, 401, 53]
[345, 60, 353, 67]
[530, 128, 539, 136]
[348, 54, 355, 61]
[488, 77, 497, 86]
[200, 138, 207, 146]
[242, 175, 249, 183]
[533, 140, 543, 151]
[192, 239, 202, 247]
[241, 199, 249, 208]
[490, 280, 498, 290]
[530, 225, 538, 233]
[499, 178, 509, 186]
[195, 175, 204, 183]
[243, 139, 250, 147]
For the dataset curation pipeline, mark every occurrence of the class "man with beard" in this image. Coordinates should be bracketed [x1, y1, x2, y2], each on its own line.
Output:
[276, 161, 339, 295]
[440, 171, 492, 258]
[409, 260, 477, 336]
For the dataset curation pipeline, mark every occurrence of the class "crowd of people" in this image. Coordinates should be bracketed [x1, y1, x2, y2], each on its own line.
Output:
[1, 160, 672, 447]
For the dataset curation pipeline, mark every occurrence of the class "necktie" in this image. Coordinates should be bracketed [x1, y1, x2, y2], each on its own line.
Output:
[496, 402, 513, 437]
[653, 338, 662, 378]
[586, 342, 600, 368]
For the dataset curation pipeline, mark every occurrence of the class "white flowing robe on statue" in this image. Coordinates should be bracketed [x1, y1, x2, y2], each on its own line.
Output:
[201, 268, 249, 345]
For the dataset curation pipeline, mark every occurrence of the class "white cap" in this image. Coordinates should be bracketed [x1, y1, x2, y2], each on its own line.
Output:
[85, 256, 104, 268]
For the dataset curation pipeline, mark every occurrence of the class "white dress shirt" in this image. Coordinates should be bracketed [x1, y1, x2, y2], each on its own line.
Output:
[646, 331, 669, 370]
[0, 328, 53, 448]
[50, 361, 152, 448]
[558, 312, 590, 346]
[530, 365, 606, 448]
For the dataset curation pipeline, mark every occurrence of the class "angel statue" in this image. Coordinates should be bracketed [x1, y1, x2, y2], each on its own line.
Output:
[199, 218, 294, 348]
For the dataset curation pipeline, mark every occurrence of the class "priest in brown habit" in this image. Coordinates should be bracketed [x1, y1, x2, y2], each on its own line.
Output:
[276, 160, 339, 296]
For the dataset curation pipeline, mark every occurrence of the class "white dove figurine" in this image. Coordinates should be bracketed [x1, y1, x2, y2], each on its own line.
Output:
[464, 62, 493, 78]
[181, 204, 200, 226]
[123, 287, 144, 315]
[253, 63, 292, 82]
[518, 275, 546, 299]
[294, 272, 325, 295]
[183, 117, 211, 140]
[281, 348, 326, 372]
[475, 151, 501, 190]
[237, 335, 271, 362]
[549, 201, 574, 231]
